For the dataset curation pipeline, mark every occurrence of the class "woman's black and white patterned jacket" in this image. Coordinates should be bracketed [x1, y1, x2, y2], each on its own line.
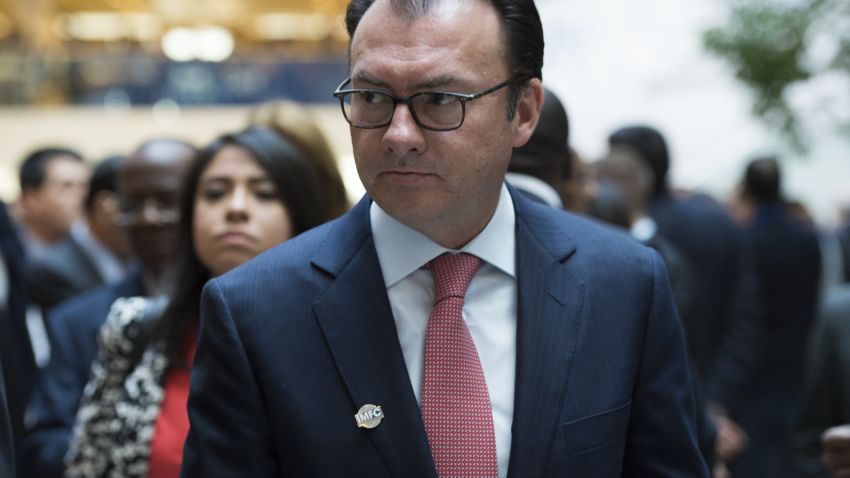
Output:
[65, 296, 169, 478]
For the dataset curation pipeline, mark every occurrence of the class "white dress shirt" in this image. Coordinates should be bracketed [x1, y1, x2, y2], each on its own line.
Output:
[371, 184, 517, 478]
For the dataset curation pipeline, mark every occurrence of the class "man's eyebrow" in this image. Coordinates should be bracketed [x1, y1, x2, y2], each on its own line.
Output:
[413, 76, 459, 90]
[350, 73, 464, 91]
[351, 72, 387, 87]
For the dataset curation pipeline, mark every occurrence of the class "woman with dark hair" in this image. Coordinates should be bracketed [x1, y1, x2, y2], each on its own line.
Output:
[64, 126, 327, 478]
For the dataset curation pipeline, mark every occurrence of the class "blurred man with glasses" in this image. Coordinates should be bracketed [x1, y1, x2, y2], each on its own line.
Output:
[183, 1, 707, 476]
[23, 139, 195, 478]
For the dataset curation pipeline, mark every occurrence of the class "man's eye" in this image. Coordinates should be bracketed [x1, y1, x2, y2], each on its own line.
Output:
[362, 92, 388, 105]
[426, 93, 456, 106]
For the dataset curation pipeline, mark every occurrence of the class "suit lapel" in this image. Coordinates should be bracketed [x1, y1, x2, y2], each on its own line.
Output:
[507, 193, 584, 478]
[312, 198, 437, 478]
[68, 235, 106, 286]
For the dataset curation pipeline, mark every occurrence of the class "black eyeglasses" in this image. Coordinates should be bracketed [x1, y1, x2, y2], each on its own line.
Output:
[113, 196, 180, 226]
[332, 77, 523, 132]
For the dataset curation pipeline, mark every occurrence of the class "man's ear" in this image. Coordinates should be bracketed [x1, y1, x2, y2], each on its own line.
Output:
[18, 188, 38, 212]
[512, 78, 544, 148]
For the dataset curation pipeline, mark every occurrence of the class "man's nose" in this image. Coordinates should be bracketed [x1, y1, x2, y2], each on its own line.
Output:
[382, 103, 426, 155]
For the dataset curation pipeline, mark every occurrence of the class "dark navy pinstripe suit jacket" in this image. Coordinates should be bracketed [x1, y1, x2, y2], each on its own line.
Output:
[182, 188, 709, 477]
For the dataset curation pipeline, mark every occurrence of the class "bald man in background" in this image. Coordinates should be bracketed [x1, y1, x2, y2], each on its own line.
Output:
[23, 139, 196, 478]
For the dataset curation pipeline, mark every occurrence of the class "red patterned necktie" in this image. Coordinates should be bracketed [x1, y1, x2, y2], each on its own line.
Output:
[421, 253, 498, 478]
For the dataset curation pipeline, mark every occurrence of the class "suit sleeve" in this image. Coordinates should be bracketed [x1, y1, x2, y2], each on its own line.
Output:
[181, 279, 281, 477]
[26, 261, 71, 312]
[791, 303, 840, 477]
[623, 250, 710, 476]
[20, 310, 86, 478]
[703, 233, 763, 409]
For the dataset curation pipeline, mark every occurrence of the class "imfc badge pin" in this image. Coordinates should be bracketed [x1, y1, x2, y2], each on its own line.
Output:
[355, 404, 384, 429]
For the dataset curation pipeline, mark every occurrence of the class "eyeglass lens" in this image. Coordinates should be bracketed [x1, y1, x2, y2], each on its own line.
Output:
[114, 196, 179, 225]
[341, 91, 463, 130]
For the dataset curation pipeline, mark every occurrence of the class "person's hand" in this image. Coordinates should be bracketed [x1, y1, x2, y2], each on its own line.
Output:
[714, 412, 749, 462]
[822, 425, 850, 478]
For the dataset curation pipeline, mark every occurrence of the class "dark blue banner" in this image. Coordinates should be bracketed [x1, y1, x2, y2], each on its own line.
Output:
[69, 57, 349, 105]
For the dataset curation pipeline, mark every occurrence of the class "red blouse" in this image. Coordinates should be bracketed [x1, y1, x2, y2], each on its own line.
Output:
[147, 332, 197, 478]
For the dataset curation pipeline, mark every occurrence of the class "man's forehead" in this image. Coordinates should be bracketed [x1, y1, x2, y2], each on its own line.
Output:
[118, 168, 182, 195]
[120, 152, 191, 189]
[42, 156, 87, 184]
[360, 0, 477, 24]
[45, 155, 85, 171]
[349, 0, 506, 86]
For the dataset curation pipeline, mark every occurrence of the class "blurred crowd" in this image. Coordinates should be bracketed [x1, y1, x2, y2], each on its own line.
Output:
[0, 88, 845, 477]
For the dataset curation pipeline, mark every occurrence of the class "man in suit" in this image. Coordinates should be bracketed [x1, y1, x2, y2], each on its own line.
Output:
[730, 157, 821, 478]
[607, 126, 760, 463]
[590, 150, 741, 471]
[15, 148, 90, 261]
[793, 283, 850, 477]
[183, 1, 708, 476]
[0, 200, 34, 477]
[23, 139, 196, 478]
[28, 156, 131, 310]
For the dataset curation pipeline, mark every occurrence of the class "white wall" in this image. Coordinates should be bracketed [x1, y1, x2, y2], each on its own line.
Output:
[0, 104, 363, 204]
[538, 0, 850, 226]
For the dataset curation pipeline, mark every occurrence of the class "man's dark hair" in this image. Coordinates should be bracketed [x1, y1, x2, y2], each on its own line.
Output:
[85, 155, 125, 212]
[608, 126, 669, 197]
[19, 147, 84, 191]
[743, 156, 782, 203]
[510, 86, 570, 185]
[344, 0, 544, 119]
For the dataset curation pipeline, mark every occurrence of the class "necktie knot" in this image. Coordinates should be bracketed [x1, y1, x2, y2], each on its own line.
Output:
[429, 253, 483, 303]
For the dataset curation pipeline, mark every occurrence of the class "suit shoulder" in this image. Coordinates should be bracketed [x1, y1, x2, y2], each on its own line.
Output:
[527, 203, 652, 261]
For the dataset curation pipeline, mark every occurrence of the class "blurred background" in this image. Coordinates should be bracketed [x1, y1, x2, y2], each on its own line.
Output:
[0, 0, 848, 224]
[3, 2, 850, 477]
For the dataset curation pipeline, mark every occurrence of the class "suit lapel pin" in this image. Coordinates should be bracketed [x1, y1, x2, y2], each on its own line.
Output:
[355, 404, 384, 429]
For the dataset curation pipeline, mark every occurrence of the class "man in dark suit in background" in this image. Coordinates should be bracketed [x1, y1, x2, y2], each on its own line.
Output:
[14, 148, 90, 261]
[23, 139, 196, 478]
[27, 155, 132, 311]
[730, 156, 821, 478]
[506, 86, 571, 209]
[183, 1, 707, 476]
[793, 281, 850, 477]
[0, 200, 35, 477]
[607, 126, 760, 463]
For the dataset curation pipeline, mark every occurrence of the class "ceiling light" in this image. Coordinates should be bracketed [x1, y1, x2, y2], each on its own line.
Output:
[254, 13, 332, 41]
[161, 25, 234, 62]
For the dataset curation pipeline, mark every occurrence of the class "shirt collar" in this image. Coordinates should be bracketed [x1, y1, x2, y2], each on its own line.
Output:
[504, 172, 563, 209]
[371, 183, 516, 288]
